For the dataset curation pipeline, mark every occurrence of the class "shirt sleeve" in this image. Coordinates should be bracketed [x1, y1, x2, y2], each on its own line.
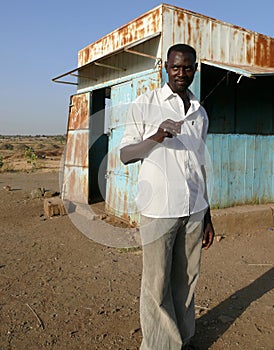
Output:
[201, 109, 209, 142]
[199, 107, 209, 165]
[119, 99, 145, 150]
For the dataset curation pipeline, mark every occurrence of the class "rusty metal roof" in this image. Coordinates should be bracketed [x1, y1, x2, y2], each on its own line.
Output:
[202, 60, 274, 77]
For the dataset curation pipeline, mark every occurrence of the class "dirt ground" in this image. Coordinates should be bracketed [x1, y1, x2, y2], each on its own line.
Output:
[0, 137, 273, 350]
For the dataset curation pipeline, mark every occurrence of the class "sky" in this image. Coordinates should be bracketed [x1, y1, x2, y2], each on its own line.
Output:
[0, 0, 273, 135]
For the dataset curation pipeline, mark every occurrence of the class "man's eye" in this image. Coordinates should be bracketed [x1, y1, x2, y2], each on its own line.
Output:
[185, 67, 194, 72]
[172, 66, 179, 71]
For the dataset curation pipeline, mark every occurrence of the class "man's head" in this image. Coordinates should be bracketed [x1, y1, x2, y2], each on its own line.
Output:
[165, 44, 198, 95]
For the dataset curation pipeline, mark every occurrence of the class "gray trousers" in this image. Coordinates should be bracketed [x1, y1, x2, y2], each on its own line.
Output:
[140, 212, 204, 350]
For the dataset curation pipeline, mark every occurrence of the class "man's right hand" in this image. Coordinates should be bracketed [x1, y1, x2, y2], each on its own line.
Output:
[151, 119, 184, 143]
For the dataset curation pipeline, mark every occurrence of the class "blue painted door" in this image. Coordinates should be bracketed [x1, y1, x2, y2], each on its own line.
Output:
[105, 71, 160, 225]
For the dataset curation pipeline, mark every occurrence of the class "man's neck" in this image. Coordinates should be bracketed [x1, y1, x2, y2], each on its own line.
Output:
[178, 91, 191, 113]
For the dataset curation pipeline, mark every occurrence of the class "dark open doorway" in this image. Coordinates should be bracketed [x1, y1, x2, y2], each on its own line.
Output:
[200, 64, 274, 134]
[88, 88, 110, 204]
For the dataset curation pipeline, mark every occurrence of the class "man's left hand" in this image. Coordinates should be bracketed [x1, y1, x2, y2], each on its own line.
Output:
[202, 222, 215, 249]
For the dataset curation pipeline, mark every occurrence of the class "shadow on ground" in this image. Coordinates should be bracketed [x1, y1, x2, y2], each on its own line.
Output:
[194, 268, 274, 349]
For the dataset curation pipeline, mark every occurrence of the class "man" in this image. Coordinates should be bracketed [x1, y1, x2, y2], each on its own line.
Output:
[120, 44, 215, 350]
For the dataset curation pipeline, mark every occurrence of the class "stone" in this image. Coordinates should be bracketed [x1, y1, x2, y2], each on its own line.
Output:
[44, 197, 66, 218]
[44, 190, 59, 198]
[31, 188, 45, 199]
[130, 328, 141, 336]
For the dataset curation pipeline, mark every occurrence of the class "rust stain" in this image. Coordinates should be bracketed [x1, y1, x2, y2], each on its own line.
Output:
[122, 192, 128, 221]
[137, 85, 147, 96]
[245, 33, 252, 64]
[176, 11, 185, 27]
[65, 132, 73, 164]
[77, 132, 88, 167]
[109, 152, 114, 170]
[125, 167, 129, 177]
[149, 82, 157, 91]
[187, 21, 192, 39]
[105, 175, 113, 213]
[195, 17, 201, 35]
[254, 34, 274, 67]
[255, 34, 267, 67]
[68, 168, 76, 197]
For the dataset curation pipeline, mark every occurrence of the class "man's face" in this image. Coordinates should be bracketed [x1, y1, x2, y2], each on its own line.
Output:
[165, 51, 197, 94]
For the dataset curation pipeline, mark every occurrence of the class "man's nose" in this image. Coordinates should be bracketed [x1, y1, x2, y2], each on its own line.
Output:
[177, 67, 186, 76]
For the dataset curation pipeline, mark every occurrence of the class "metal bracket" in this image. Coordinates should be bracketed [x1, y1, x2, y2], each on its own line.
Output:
[94, 62, 126, 71]
[124, 48, 161, 61]
[70, 73, 97, 81]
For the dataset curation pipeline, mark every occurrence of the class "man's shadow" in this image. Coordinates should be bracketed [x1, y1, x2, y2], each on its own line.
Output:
[194, 267, 274, 349]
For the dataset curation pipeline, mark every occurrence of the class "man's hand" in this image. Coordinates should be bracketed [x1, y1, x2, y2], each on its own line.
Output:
[160, 119, 184, 136]
[202, 222, 215, 250]
[151, 119, 184, 143]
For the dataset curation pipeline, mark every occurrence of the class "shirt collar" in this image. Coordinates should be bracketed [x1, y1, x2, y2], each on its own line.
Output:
[162, 83, 177, 100]
[161, 83, 200, 110]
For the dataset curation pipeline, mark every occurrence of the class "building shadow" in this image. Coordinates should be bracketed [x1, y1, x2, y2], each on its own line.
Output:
[194, 267, 274, 349]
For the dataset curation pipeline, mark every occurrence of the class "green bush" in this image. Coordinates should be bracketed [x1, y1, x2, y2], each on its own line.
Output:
[25, 147, 37, 169]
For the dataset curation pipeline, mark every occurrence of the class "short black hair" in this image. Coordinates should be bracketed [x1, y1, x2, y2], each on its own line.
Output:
[167, 44, 196, 61]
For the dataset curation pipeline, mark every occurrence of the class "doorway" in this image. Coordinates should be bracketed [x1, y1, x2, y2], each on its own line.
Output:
[88, 88, 110, 204]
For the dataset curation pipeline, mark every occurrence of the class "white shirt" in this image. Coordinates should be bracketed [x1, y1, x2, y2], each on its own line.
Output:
[120, 83, 209, 218]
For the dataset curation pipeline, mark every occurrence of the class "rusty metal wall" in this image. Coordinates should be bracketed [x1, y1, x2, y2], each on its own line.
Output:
[62, 93, 90, 203]
[161, 5, 274, 68]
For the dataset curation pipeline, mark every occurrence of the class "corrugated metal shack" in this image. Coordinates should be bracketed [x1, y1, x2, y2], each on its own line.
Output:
[53, 3, 274, 225]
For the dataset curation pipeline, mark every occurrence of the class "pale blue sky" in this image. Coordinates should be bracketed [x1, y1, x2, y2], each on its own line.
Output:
[0, 0, 273, 135]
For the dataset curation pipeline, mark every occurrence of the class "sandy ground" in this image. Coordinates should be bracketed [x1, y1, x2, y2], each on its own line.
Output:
[0, 137, 273, 350]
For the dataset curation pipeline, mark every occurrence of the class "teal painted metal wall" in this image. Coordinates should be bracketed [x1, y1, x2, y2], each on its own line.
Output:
[206, 134, 274, 208]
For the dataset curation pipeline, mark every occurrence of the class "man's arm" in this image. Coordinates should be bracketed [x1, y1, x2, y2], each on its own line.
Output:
[201, 165, 215, 249]
[120, 137, 160, 165]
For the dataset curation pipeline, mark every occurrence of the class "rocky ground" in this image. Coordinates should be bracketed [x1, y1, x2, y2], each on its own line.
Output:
[0, 136, 273, 349]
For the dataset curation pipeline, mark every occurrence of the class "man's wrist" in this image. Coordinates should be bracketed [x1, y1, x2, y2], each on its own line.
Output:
[204, 207, 212, 226]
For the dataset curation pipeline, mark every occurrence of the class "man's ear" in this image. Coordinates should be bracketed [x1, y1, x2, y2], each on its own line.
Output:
[164, 61, 168, 72]
[195, 62, 198, 72]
